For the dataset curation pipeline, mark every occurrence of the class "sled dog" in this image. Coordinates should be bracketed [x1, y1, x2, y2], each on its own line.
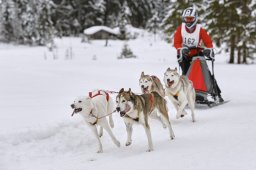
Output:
[71, 90, 120, 153]
[139, 72, 165, 98]
[164, 67, 196, 122]
[116, 88, 175, 152]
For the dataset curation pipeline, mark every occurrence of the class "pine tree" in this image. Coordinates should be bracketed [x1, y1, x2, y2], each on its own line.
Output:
[1, 2, 14, 42]
[13, 0, 28, 43]
[118, 43, 136, 59]
[205, 0, 255, 64]
[118, 1, 131, 40]
[21, 3, 37, 44]
[126, 0, 155, 28]
[236, 0, 256, 64]
[37, 0, 55, 46]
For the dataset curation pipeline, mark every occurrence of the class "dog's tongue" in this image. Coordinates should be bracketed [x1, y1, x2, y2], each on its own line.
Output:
[143, 87, 148, 93]
[168, 80, 174, 87]
[124, 104, 131, 113]
[71, 110, 75, 117]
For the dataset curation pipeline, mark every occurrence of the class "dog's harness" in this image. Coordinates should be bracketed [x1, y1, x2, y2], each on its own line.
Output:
[149, 93, 155, 112]
[87, 90, 114, 125]
[89, 90, 110, 102]
[124, 93, 155, 122]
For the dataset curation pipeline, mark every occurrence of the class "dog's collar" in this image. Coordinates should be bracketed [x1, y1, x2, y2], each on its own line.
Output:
[124, 114, 139, 122]
[173, 93, 179, 100]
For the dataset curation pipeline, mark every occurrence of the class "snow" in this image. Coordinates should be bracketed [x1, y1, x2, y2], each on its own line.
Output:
[1, 33, 256, 170]
[83, 26, 118, 35]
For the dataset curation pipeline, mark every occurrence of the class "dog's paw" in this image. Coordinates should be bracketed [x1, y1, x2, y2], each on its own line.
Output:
[109, 121, 114, 128]
[115, 141, 121, 147]
[176, 114, 180, 119]
[97, 149, 103, 153]
[146, 148, 153, 152]
[162, 124, 167, 129]
[98, 127, 103, 137]
[125, 141, 132, 146]
[182, 110, 188, 116]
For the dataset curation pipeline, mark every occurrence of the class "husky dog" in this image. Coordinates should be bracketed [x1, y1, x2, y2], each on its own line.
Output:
[71, 90, 120, 153]
[164, 67, 196, 122]
[139, 72, 165, 98]
[116, 88, 175, 152]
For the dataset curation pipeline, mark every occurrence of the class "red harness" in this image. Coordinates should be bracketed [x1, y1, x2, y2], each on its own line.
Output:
[149, 93, 155, 112]
[89, 90, 110, 101]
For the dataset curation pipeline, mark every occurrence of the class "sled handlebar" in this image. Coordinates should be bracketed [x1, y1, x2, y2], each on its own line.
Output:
[187, 46, 204, 51]
[186, 47, 214, 61]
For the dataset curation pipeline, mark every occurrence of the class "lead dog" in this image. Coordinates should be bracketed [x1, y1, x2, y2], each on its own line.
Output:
[139, 72, 165, 98]
[164, 68, 196, 122]
[116, 88, 175, 152]
[71, 90, 120, 153]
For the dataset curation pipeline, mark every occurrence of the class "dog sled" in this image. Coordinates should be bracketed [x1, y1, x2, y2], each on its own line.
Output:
[185, 47, 226, 107]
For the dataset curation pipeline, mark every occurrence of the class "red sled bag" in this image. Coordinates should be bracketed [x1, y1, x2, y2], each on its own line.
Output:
[186, 56, 213, 94]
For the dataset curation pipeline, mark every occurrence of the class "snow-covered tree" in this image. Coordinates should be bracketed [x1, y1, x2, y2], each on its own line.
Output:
[126, 0, 155, 28]
[236, 0, 256, 64]
[205, 0, 255, 64]
[118, 1, 131, 40]
[147, 11, 160, 33]
[1, 2, 14, 42]
[37, 0, 55, 46]
[21, 3, 37, 44]
[118, 43, 136, 59]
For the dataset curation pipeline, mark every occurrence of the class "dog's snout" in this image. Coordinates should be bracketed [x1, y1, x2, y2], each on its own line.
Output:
[141, 85, 144, 88]
[71, 104, 75, 109]
[167, 78, 170, 82]
[116, 107, 120, 112]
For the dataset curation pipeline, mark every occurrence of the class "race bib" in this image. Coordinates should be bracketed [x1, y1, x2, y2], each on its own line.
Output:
[181, 23, 201, 47]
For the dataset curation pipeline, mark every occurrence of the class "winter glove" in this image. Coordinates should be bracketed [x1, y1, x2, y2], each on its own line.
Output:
[181, 47, 189, 58]
[178, 47, 189, 62]
[203, 48, 214, 60]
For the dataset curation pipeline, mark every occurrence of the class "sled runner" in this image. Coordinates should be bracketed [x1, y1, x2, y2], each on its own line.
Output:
[185, 47, 224, 107]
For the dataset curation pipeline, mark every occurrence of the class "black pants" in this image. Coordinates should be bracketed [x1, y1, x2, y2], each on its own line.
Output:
[177, 55, 222, 96]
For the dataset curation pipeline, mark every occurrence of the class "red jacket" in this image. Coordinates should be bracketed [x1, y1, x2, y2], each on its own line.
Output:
[173, 24, 213, 57]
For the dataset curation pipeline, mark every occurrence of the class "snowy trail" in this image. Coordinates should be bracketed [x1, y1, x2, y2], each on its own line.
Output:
[1, 37, 256, 170]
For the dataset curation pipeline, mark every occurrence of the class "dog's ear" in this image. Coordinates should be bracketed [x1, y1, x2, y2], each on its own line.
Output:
[130, 92, 135, 100]
[141, 71, 145, 77]
[167, 67, 171, 71]
[128, 88, 131, 93]
[119, 88, 124, 93]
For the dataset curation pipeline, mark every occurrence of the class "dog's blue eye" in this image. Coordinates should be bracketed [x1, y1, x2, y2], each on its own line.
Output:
[122, 100, 125, 103]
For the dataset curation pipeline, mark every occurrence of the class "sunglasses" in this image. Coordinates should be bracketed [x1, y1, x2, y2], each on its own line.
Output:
[184, 16, 195, 23]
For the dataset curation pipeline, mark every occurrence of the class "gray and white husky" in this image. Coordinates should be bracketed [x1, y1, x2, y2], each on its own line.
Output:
[116, 88, 175, 152]
[164, 67, 196, 122]
[139, 72, 165, 98]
